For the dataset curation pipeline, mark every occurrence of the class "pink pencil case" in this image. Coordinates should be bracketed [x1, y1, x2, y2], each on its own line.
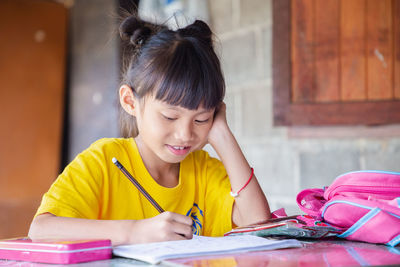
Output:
[0, 237, 112, 264]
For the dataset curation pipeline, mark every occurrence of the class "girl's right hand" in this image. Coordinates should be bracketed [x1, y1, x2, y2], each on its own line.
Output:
[127, 211, 193, 244]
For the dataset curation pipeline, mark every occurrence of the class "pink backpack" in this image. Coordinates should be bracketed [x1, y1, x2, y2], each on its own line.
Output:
[297, 170, 400, 246]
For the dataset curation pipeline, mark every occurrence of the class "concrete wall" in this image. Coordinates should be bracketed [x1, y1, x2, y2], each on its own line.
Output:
[68, 0, 120, 160]
[208, 0, 400, 214]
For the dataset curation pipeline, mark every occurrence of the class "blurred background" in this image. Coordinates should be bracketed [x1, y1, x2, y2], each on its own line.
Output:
[0, 0, 399, 239]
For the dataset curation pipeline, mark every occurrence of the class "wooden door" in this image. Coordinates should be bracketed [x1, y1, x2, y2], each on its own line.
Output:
[273, 0, 400, 126]
[291, 0, 398, 103]
[0, 0, 67, 238]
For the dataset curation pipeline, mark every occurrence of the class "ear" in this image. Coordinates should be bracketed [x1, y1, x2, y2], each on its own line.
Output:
[119, 85, 138, 116]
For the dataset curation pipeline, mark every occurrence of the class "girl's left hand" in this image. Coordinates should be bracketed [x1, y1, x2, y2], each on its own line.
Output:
[207, 102, 230, 147]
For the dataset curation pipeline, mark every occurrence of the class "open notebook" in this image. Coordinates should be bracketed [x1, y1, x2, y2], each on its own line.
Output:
[113, 235, 301, 264]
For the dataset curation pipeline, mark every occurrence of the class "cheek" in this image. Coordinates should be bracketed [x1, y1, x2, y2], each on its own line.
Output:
[197, 124, 212, 139]
[143, 115, 169, 135]
[137, 113, 156, 134]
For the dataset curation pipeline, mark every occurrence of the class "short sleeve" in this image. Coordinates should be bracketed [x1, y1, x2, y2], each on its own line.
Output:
[35, 141, 108, 219]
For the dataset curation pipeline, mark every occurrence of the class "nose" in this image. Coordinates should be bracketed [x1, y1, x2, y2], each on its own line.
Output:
[174, 121, 193, 143]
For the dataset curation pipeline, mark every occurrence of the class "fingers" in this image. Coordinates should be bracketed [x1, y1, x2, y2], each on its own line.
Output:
[213, 102, 223, 116]
[172, 221, 193, 239]
[159, 212, 193, 240]
[214, 102, 227, 123]
[162, 211, 192, 226]
[218, 101, 226, 111]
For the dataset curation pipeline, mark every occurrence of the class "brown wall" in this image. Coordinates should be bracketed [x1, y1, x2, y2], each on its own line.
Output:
[0, 0, 67, 238]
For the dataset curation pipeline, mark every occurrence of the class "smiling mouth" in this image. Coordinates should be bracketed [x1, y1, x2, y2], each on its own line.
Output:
[172, 146, 189, 150]
[167, 145, 191, 155]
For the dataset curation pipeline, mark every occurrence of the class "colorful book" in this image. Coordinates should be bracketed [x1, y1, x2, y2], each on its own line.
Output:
[224, 215, 343, 238]
[0, 237, 112, 264]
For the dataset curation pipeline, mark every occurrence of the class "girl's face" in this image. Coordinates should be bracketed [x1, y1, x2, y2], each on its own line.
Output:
[134, 95, 215, 165]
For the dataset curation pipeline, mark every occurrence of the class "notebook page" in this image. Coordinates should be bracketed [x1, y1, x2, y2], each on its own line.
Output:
[113, 235, 301, 264]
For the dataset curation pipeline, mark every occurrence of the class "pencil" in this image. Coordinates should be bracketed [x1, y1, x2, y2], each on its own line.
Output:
[112, 157, 165, 213]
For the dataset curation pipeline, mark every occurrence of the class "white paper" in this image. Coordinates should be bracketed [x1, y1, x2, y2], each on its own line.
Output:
[113, 235, 302, 264]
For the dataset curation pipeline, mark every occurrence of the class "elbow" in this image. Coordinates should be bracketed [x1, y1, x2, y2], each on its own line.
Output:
[28, 217, 41, 239]
[28, 213, 53, 239]
[232, 201, 272, 227]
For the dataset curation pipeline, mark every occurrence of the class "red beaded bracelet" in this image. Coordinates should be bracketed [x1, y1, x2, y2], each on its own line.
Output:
[230, 167, 254, 197]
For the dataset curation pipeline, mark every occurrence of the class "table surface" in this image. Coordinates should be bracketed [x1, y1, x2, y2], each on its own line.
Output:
[0, 239, 399, 267]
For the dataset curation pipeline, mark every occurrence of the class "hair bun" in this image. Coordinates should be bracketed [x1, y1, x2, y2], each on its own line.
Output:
[178, 20, 213, 47]
[119, 16, 152, 45]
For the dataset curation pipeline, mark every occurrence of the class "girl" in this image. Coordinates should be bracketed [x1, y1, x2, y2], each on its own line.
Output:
[28, 16, 271, 245]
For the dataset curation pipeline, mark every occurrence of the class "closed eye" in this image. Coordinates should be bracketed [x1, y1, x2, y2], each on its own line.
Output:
[195, 119, 210, 123]
[163, 115, 176, 121]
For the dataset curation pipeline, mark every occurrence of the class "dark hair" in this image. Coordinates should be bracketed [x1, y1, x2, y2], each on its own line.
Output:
[119, 15, 225, 137]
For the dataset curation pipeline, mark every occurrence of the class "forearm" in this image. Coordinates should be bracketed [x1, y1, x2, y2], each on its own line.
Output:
[29, 212, 193, 245]
[28, 213, 132, 246]
[209, 128, 271, 226]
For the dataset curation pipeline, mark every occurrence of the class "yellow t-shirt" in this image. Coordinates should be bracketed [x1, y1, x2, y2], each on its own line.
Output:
[36, 138, 234, 236]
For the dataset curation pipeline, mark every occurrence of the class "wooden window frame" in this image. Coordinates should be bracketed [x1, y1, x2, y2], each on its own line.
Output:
[272, 0, 400, 126]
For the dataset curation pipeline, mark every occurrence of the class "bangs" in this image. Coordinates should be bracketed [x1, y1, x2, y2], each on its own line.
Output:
[152, 39, 224, 110]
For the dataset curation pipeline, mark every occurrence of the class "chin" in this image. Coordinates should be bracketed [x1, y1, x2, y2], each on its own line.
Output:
[162, 152, 190, 164]
[163, 157, 185, 164]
